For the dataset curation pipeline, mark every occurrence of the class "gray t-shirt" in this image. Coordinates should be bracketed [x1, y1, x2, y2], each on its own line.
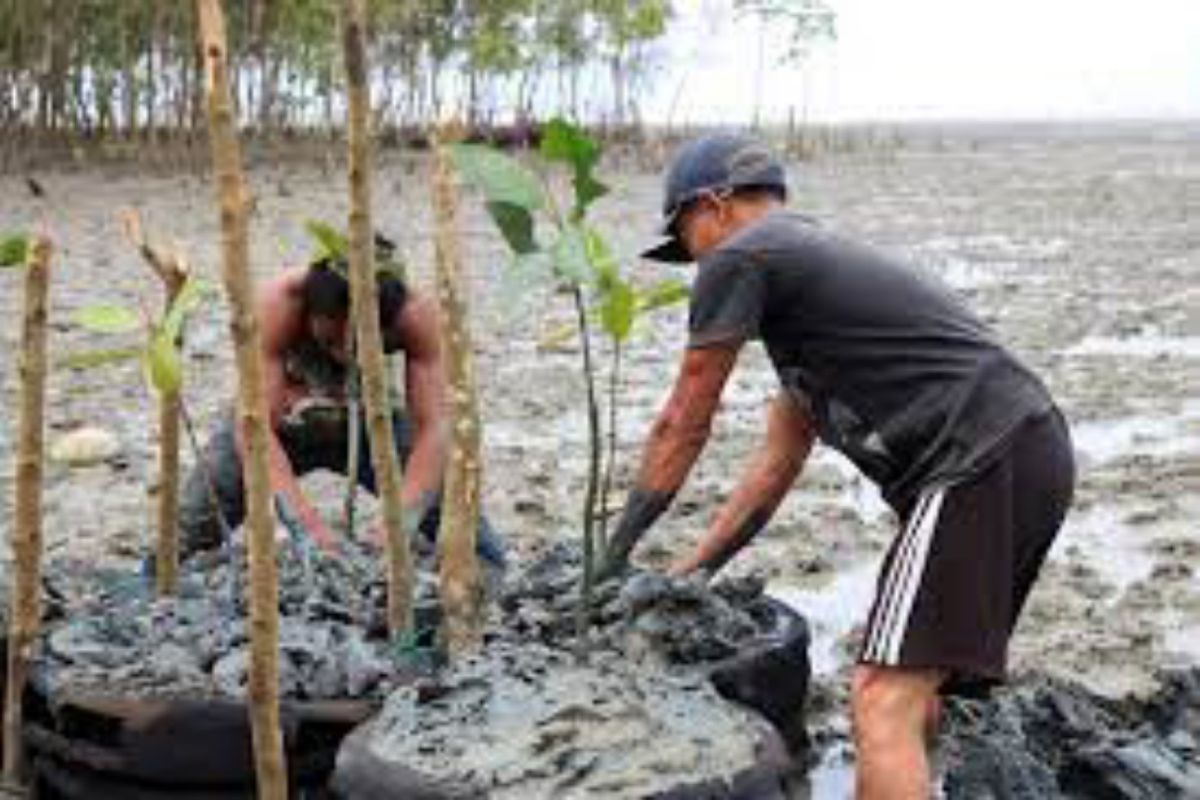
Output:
[688, 210, 1052, 509]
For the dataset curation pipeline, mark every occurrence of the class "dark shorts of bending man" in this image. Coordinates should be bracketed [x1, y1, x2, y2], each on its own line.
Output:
[599, 134, 1075, 799]
[177, 239, 506, 569]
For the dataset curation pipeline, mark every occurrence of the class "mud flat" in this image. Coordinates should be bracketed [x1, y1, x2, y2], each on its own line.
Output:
[1, 122, 1197, 795]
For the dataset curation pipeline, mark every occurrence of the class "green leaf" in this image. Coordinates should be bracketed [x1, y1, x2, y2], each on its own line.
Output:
[0, 233, 29, 268]
[599, 277, 636, 342]
[486, 201, 539, 255]
[636, 279, 690, 313]
[583, 227, 619, 288]
[304, 219, 348, 263]
[539, 118, 609, 218]
[163, 278, 209, 342]
[497, 252, 554, 320]
[551, 225, 591, 284]
[73, 304, 141, 334]
[448, 144, 545, 211]
[143, 329, 183, 395]
[57, 346, 142, 371]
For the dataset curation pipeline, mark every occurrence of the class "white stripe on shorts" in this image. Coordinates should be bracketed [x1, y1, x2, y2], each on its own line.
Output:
[864, 487, 947, 665]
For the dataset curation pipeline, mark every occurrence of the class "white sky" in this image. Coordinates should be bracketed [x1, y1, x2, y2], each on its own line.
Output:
[648, 0, 1200, 123]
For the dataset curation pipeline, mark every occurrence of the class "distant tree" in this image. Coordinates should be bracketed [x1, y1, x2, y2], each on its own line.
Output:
[734, 0, 836, 128]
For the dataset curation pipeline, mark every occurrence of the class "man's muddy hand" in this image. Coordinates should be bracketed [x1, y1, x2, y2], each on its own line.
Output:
[274, 493, 342, 557]
[596, 488, 677, 583]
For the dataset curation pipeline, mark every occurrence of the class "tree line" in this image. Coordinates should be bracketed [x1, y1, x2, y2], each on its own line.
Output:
[0, 0, 673, 144]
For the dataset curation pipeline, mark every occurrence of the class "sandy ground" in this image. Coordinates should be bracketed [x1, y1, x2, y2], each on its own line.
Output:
[1, 121, 1198, 783]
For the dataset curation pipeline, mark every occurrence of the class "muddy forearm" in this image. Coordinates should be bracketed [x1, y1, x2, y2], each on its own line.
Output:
[400, 427, 444, 510]
[603, 487, 677, 572]
[602, 411, 710, 573]
[237, 419, 329, 543]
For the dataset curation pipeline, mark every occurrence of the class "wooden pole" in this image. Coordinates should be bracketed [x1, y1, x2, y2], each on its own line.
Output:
[2, 235, 51, 783]
[432, 133, 483, 656]
[195, 2, 287, 797]
[341, 0, 413, 637]
[121, 210, 187, 596]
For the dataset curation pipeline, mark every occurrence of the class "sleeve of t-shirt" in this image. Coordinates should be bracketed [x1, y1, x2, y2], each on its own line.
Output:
[687, 247, 766, 348]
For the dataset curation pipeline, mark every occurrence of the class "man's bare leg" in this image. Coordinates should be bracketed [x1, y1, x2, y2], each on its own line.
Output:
[852, 664, 945, 799]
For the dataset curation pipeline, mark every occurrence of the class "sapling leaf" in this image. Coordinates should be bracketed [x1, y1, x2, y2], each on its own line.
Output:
[73, 304, 141, 335]
[636, 279, 690, 313]
[304, 219, 349, 263]
[163, 277, 210, 342]
[58, 346, 142, 370]
[583, 227, 619, 289]
[487, 201, 539, 255]
[449, 144, 545, 211]
[599, 277, 636, 343]
[552, 225, 592, 284]
[144, 329, 184, 395]
[498, 251, 554, 312]
[539, 118, 609, 219]
[0, 233, 29, 268]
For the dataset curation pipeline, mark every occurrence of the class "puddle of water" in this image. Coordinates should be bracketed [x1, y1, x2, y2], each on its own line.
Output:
[1071, 406, 1200, 467]
[795, 744, 856, 799]
[1162, 618, 1200, 665]
[769, 561, 879, 677]
[1066, 335, 1200, 358]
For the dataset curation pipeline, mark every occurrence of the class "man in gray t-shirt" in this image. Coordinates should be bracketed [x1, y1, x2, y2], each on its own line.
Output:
[600, 134, 1074, 799]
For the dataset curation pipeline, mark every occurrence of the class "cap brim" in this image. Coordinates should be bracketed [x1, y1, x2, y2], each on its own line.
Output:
[640, 236, 693, 263]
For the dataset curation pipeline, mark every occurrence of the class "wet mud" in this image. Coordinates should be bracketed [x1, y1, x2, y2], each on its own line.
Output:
[1, 122, 1198, 795]
[335, 546, 811, 799]
[941, 668, 1200, 798]
[33, 538, 432, 701]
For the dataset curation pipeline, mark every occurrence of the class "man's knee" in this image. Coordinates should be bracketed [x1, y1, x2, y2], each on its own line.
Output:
[851, 664, 944, 744]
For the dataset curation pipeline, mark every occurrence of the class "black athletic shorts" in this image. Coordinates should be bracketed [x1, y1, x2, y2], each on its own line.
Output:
[858, 407, 1075, 694]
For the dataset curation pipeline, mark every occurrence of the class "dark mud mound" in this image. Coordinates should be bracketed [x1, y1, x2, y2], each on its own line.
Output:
[501, 544, 811, 748]
[941, 668, 1200, 799]
[35, 539, 448, 701]
[333, 544, 812, 799]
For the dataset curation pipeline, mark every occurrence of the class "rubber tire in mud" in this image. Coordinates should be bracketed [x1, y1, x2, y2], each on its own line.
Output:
[21, 671, 374, 799]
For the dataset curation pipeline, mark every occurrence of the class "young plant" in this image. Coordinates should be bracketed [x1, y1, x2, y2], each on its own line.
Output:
[449, 118, 686, 642]
[71, 216, 211, 597]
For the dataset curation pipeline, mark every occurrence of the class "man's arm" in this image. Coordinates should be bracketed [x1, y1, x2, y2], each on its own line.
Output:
[238, 270, 339, 551]
[670, 391, 816, 577]
[601, 344, 741, 573]
[394, 294, 447, 511]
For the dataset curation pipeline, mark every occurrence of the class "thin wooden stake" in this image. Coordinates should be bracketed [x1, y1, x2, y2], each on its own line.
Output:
[195, 2, 287, 797]
[341, 0, 413, 637]
[2, 235, 51, 784]
[433, 132, 484, 656]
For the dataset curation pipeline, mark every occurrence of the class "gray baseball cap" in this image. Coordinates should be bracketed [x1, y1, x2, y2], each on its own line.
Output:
[641, 133, 788, 263]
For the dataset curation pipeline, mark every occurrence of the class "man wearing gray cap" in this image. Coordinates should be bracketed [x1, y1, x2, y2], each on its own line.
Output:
[600, 133, 1074, 798]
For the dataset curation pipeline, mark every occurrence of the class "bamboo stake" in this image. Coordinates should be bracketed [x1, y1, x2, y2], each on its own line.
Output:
[121, 210, 187, 595]
[432, 133, 484, 656]
[195, 2, 287, 798]
[341, 0, 413, 637]
[2, 235, 51, 784]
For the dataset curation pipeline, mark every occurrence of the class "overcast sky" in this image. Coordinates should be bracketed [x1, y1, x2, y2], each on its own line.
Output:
[648, 0, 1200, 123]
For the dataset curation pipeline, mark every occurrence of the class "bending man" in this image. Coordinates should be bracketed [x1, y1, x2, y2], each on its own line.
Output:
[178, 237, 505, 568]
[601, 134, 1074, 799]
